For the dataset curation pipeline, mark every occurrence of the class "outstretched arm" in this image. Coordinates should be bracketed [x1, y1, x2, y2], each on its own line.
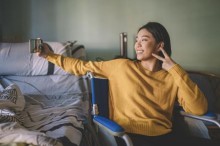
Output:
[36, 43, 117, 77]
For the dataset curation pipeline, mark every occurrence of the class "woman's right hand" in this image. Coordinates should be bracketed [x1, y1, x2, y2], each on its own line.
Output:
[37, 43, 53, 58]
[152, 47, 176, 71]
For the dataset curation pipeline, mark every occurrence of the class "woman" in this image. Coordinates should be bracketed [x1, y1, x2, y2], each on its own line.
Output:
[37, 22, 215, 146]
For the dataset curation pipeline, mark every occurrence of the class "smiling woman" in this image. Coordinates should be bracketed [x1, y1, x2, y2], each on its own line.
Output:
[36, 22, 219, 146]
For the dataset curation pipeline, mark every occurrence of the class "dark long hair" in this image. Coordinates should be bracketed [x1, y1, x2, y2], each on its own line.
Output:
[138, 22, 172, 57]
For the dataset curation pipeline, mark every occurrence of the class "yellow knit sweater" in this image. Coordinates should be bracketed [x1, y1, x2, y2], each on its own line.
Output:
[46, 54, 208, 136]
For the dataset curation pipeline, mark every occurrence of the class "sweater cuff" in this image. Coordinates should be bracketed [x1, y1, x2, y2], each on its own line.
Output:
[168, 64, 187, 78]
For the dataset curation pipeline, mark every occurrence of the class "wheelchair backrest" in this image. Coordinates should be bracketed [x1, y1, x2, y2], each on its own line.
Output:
[91, 77, 109, 118]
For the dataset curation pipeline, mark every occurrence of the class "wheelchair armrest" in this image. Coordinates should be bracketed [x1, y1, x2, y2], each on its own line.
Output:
[93, 115, 125, 136]
[93, 116, 134, 146]
[180, 111, 220, 128]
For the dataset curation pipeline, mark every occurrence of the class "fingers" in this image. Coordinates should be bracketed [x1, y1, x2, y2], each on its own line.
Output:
[36, 43, 50, 58]
[153, 45, 169, 62]
[152, 53, 166, 62]
[159, 47, 169, 58]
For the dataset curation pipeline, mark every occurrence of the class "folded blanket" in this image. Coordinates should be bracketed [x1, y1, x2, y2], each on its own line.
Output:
[0, 78, 25, 112]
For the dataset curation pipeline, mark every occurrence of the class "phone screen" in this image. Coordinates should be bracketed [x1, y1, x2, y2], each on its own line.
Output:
[29, 38, 43, 53]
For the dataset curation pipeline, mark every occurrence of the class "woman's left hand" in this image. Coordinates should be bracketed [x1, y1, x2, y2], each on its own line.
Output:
[152, 47, 176, 71]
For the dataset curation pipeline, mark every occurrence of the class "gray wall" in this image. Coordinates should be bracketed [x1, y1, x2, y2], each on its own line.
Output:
[1, 0, 220, 74]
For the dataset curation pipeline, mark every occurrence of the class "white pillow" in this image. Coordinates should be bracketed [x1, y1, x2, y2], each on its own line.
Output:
[0, 84, 25, 111]
[0, 41, 86, 75]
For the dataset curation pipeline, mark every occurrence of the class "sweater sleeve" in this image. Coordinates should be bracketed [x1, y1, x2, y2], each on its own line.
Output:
[45, 53, 120, 77]
[168, 64, 208, 115]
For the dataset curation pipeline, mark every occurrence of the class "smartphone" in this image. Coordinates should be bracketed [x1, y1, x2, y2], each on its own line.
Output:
[29, 38, 43, 53]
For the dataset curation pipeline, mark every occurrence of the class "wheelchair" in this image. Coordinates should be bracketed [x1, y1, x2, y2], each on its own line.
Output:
[87, 71, 220, 146]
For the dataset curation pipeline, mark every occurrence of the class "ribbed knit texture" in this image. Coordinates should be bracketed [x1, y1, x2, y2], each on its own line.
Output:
[46, 54, 208, 136]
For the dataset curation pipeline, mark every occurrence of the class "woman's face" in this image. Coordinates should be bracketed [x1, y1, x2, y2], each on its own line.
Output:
[135, 28, 159, 61]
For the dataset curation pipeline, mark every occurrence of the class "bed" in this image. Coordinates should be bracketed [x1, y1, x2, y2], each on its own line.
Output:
[0, 41, 95, 146]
